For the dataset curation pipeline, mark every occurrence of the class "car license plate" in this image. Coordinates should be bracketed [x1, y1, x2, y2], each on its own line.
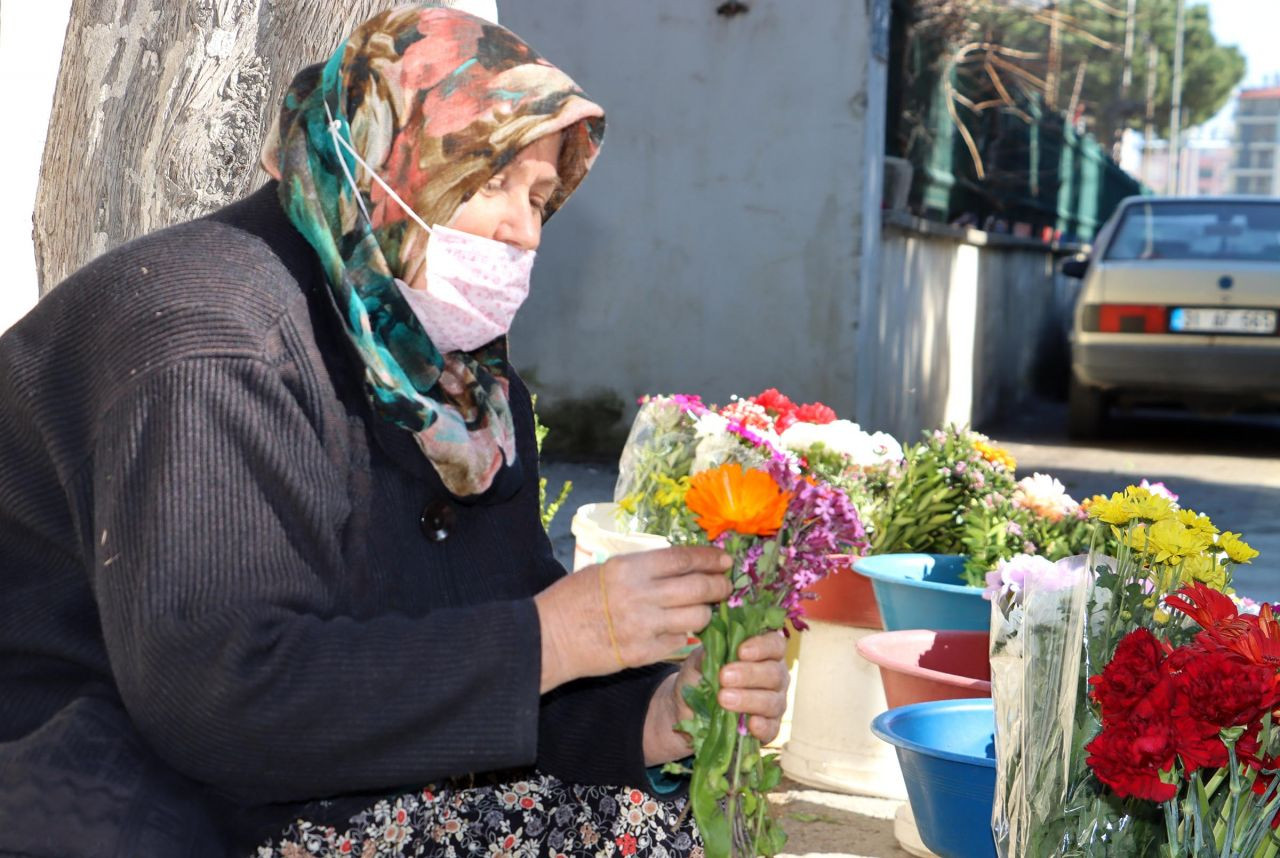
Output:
[1168, 307, 1277, 335]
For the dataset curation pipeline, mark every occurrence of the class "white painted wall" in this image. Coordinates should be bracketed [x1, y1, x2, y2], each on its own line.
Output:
[0, 0, 74, 334]
[503, 0, 885, 419]
[862, 213, 1077, 442]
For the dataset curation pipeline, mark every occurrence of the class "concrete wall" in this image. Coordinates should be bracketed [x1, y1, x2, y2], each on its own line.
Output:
[502, 0, 888, 423]
[856, 212, 1080, 443]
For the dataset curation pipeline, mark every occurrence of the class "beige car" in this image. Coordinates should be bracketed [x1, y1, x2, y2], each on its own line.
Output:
[1066, 196, 1280, 438]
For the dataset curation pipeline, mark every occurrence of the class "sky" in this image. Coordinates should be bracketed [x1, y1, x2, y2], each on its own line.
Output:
[1204, 0, 1280, 89]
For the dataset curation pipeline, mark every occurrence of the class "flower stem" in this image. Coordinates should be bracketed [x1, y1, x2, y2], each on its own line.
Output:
[1225, 744, 1243, 856]
[727, 728, 746, 858]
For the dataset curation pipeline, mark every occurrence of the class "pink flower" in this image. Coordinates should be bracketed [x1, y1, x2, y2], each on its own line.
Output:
[984, 554, 1090, 603]
[1139, 479, 1179, 504]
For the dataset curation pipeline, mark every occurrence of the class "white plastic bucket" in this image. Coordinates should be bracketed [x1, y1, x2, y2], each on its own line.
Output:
[780, 619, 908, 800]
[569, 502, 671, 572]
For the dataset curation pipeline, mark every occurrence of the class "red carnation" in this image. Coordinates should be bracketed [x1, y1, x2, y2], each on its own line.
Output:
[750, 389, 799, 431]
[1089, 628, 1169, 724]
[794, 402, 837, 425]
[751, 388, 796, 415]
[1168, 647, 1278, 732]
[1085, 682, 1179, 801]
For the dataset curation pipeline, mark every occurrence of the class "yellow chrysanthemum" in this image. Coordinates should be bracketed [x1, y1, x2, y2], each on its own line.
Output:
[1091, 493, 1134, 526]
[1144, 518, 1214, 564]
[1181, 553, 1228, 591]
[1125, 523, 1149, 552]
[973, 440, 1017, 471]
[654, 474, 692, 508]
[1219, 531, 1260, 565]
[1176, 509, 1218, 538]
[1123, 486, 1175, 523]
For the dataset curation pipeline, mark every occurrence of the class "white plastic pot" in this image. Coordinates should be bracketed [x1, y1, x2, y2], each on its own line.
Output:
[569, 502, 670, 572]
[780, 619, 908, 800]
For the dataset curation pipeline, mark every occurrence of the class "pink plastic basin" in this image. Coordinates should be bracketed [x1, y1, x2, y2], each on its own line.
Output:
[856, 629, 991, 710]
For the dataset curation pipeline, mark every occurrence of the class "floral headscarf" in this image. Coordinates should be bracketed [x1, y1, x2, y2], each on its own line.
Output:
[263, 5, 604, 498]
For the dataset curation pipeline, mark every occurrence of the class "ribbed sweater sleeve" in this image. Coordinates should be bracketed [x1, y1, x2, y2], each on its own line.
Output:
[88, 350, 544, 804]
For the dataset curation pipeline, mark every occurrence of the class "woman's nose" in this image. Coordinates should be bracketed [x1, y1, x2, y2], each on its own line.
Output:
[494, 198, 541, 251]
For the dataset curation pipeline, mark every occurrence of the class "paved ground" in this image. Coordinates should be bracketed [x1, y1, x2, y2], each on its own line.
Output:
[540, 397, 1280, 856]
[985, 399, 1280, 603]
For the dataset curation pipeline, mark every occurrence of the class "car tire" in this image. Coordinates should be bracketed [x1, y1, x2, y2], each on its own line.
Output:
[1068, 375, 1107, 439]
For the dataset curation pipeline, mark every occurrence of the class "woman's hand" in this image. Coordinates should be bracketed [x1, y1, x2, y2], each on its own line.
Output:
[643, 631, 790, 766]
[533, 547, 733, 693]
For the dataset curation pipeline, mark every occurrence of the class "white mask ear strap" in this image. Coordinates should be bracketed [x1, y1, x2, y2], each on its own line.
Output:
[324, 101, 434, 236]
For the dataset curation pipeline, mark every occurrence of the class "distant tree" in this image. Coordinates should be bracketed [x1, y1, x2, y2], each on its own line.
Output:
[969, 0, 1244, 145]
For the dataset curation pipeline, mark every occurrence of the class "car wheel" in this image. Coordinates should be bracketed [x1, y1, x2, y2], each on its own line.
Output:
[1067, 375, 1107, 439]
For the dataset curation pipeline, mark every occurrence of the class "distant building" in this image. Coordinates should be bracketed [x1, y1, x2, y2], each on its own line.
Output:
[1133, 137, 1235, 196]
[1230, 86, 1280, 196]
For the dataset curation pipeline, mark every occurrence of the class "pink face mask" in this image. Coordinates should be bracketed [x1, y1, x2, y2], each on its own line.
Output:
[327, 113, 536, 354]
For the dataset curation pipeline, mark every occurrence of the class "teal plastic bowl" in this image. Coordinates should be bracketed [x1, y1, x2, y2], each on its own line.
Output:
[854, 553, 988, 631]
[871, 698, 997, 858]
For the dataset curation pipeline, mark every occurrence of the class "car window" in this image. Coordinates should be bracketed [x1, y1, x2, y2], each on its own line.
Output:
[1104, 201, 1280, 262]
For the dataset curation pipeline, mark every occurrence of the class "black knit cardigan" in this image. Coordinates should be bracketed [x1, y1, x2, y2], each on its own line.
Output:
[0, 183, 673, 857]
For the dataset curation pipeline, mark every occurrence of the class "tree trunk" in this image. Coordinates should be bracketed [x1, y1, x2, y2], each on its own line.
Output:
[33, 0, 494, 293]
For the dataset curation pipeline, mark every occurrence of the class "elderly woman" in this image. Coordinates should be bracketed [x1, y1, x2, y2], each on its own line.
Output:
[0, 6, 788, 857]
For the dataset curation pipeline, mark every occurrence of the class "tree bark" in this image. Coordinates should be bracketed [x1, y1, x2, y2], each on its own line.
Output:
[33, 0, 493, 293]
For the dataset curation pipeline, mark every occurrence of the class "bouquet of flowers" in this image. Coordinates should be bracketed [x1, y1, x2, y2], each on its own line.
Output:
[1087, 584, 1279, 857]
[614, 389, 902, 549]
[613, 389, 880, 855]
[990, 483, 1261, 856]
[987, 553, 1099, 857]
[964, 472, 1093, 586]
[869, 425, 1093, 586]
[667, 459, 868, 857]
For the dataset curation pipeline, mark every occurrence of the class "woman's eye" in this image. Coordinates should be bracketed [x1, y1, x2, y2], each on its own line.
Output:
[483, 177, 504, 194]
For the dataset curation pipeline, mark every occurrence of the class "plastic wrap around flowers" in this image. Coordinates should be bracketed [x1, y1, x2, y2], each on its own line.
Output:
[989, 484, 1264, 857]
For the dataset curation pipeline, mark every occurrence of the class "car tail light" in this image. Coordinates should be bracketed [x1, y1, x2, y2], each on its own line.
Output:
[1082, 304, 1167, 334]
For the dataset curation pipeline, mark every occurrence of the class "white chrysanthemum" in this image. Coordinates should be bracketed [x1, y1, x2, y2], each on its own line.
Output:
[1011, 472, 1079, 523]
[779, 420, 903, 468]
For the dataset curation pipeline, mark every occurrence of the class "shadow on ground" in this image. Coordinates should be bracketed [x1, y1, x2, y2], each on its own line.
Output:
[987, 398, 1280, 459]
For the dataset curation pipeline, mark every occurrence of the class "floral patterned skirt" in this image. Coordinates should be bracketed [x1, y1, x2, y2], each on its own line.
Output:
[255, 773, 703, 858]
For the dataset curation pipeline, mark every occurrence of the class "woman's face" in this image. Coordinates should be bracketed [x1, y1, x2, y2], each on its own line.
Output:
[400, 132, 562, 289]
[451, 132, 564, 250]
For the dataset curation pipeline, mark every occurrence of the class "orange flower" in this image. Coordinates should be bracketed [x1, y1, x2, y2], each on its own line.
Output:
[685, 463, 792, 541]
[974, 439, 1017, 471]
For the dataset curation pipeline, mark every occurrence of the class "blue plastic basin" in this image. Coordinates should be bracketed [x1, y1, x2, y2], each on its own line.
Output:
[871, 698, 997, 858]
[854, 553, 988, 631]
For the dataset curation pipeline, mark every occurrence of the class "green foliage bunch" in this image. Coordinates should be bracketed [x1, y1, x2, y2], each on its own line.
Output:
[532, 396, 573, 532]
[870, 425, 1018, 557]
[870, 426, 1094, 586]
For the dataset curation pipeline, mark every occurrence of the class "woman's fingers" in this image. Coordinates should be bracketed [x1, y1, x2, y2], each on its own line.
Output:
[719, 658, 789, 701]
[717, 631, 789, 741]
[650, 571, 733, 608]
[717, 686, 787, 718]
[746, 715, 782, 744]
[734, 630, 787, 662]
[637, 546, 732, 579]
[661, 605, 714, 637]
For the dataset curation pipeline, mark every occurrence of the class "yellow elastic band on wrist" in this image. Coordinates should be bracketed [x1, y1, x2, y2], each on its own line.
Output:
[598, 565, 625, 670]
